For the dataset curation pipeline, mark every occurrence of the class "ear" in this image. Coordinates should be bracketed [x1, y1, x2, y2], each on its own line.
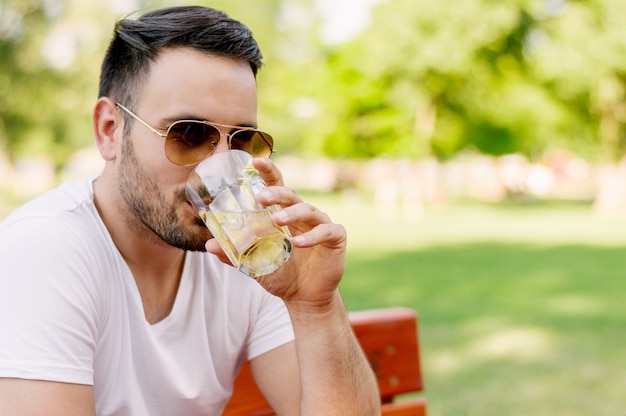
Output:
[92, 97, 122, 162]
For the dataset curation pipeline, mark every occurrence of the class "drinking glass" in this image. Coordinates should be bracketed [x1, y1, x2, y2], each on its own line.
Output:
[186, 150, 292, 277]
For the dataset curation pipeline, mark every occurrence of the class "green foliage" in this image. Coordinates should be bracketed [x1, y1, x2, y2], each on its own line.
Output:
[2, 0, 626, 167]
[296, 0, 626, 161]
[0, 0, 114, 168]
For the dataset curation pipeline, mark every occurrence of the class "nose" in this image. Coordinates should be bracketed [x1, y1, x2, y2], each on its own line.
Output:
[212, 133, 231, 154]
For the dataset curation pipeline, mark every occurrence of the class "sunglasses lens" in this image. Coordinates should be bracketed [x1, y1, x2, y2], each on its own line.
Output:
[165, 121, 221, 165]
[230, 130, 274, 158]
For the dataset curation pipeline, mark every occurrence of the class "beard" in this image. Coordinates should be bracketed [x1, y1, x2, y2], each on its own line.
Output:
[117, 136, 209, 251]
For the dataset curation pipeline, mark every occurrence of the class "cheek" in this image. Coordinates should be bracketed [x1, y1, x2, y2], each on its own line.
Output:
[123, 121, 169, 165]
[122, 133, 195, 199]
[129, 141, 177, 180]
[139, 138, 169, 168]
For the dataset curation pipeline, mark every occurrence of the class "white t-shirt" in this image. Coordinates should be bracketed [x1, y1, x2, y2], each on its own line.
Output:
[0, 178, 294, 415]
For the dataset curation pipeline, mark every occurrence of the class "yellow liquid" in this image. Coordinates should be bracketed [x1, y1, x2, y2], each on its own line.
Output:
[200, 209, 292, 277]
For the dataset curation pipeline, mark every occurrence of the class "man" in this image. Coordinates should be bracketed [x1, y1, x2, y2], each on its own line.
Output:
[0, 6, 379, 415]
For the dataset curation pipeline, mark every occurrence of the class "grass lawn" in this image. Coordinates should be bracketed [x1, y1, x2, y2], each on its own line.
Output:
[306, 192, 626, 416]
[3, 188, 626, 415]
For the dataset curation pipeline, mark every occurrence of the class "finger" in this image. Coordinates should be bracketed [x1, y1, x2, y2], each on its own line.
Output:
[205, 239, 233, 265]
[291, 223, 347, 249]
[257, 186, 303, 208]
[271, 202, 331, 229]
[252, 157, 283, 186]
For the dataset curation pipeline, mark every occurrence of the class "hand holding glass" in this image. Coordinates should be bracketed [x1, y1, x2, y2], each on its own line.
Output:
[186, 150, 292, 277]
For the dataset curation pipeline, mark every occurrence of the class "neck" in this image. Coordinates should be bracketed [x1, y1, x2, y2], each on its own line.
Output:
[93, 176, 187, 325]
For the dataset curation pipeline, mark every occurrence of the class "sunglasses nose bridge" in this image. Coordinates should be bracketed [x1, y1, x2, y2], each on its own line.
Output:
[212, 131, 231, 155]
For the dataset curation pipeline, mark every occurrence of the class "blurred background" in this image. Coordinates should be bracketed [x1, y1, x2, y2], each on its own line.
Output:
[1, 0, 626, 414]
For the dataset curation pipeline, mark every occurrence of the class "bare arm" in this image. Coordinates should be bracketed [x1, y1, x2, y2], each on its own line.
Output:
[250, 298, 379, 416]
[0, 378, 95, 416]
[208, 157, 380, 415]
[249, 342, 301, 415]
[285, 293, 380, 416]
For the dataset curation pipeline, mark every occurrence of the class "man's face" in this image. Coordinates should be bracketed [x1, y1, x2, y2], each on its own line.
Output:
[117, 48, 259, 251]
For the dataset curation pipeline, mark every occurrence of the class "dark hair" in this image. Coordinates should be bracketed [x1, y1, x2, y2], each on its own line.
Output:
[98, 6, 263, 109]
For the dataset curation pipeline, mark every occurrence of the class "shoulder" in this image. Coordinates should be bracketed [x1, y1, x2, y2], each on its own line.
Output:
[1, 177, 105, 250]
[0, 177, 116, 297]
[0, 182, 109, 386]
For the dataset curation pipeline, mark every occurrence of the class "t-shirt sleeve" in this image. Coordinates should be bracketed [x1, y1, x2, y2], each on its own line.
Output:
[246, 289, 294, 361]
[0, 216, 100, 385]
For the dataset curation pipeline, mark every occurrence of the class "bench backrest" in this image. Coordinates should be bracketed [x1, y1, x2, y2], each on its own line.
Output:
[223, 307, 426, 415]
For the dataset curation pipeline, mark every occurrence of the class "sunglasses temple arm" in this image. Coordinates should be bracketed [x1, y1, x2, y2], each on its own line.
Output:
[117, 103, 167, 138]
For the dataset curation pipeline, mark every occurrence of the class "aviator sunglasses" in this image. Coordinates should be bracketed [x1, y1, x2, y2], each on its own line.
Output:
[116, 103, 274, 166]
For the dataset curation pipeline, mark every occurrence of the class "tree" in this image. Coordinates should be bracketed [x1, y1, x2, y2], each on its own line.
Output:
[0, 0, 120, 170]
[5, 0, 625, 199]
[292, 0, 626, 166]
[0, 0, 305, 169]
[527, 0, 626, 162]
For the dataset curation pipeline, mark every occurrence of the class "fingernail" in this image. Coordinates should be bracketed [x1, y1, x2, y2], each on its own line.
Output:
[293, 235, 305, 245]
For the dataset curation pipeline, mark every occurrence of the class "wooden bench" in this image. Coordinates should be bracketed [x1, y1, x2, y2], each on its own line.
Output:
[223, 307, 426, 415]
